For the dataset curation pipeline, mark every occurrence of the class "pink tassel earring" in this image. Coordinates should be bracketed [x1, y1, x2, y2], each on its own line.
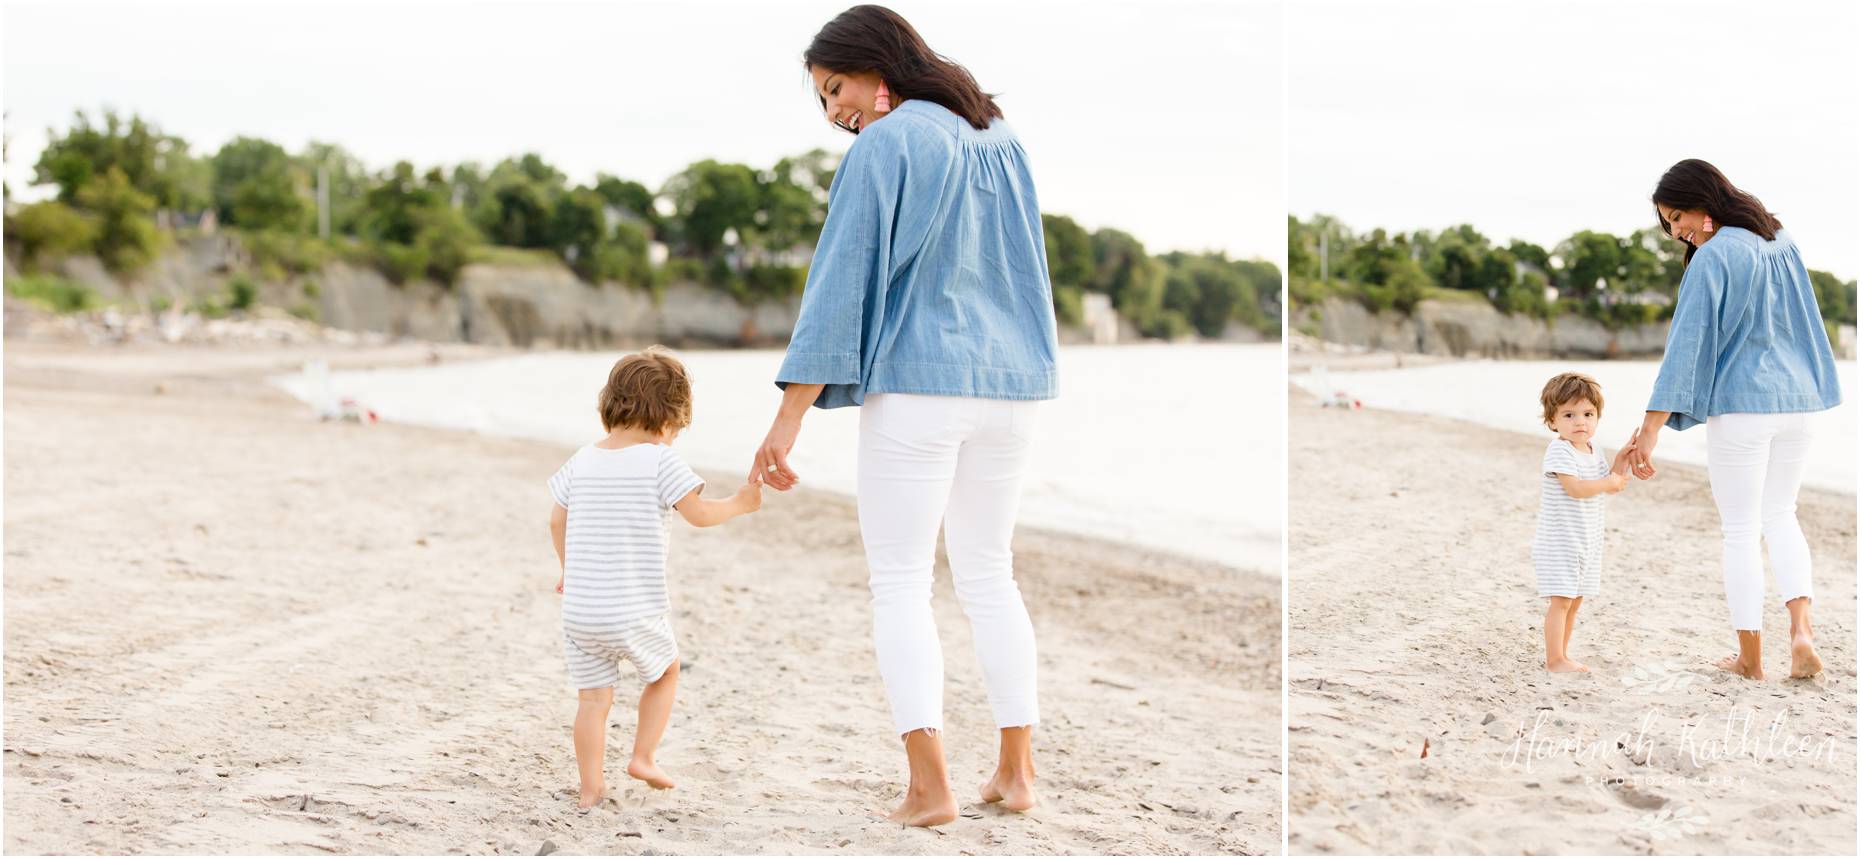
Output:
[874, 82, 892, 113]
[1702, 216, 1714, 233]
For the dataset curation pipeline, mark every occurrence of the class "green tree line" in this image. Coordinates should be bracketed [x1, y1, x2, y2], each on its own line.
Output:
[5, 108, 1280, 339]
[1288, 214, 1856, 333]
[1043, 214, 1281, 338]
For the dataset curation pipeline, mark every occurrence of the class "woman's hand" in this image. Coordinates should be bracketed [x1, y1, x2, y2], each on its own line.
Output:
[751, 413, 803, 491]
[1612, 429, 1639, 476]
[1636, 414, 1666, 479]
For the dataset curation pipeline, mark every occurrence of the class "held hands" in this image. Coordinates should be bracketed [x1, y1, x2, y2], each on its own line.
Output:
[1630, 426, 1659, 480]
[1608, 430, 1639, 492]
[750, 414, 803, 491]
[735, 480, 764, 514]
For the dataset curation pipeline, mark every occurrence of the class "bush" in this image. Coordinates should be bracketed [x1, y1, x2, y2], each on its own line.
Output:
[731, 264, 807, 304]
[371, 241, 430, 285]
[1052, 284, 1084, 327]
[6, 201, 96, 267]
[75, 167, 163, 275]
[228, 274, 258, 311]
[289, 302, 320, 323]
[5, 273, 99, 313]
[241, 229, 331, 275]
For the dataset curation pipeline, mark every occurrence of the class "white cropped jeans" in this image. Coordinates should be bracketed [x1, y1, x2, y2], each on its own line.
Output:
[1705, 412, 1817, 631]
[856, 393, 1041, 735]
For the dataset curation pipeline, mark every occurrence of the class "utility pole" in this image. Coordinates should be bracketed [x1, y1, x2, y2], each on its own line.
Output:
[316, 165, 331, 240]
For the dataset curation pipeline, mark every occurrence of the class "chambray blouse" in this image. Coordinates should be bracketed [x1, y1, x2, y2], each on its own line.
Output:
[775, 99, 1060, 409]
[1648, 226, 1842, 431]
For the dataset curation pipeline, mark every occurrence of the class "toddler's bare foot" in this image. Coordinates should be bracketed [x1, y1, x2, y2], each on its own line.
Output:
[1789, 635, 1823, 679]
[979, 772, 1038, 812]
[577, 782, 605, 809]
[886, 788, 958, 827]
[1715, 653, 1764, 680]
[1545, 658, 1590, 673]
[625, 758, 676, 790]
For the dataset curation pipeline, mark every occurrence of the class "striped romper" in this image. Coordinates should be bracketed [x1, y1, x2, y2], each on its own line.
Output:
[1532, 438, 1609, 598]
[548, 443, 704, 689]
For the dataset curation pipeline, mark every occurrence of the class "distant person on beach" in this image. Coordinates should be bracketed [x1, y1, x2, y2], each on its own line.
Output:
[548, 347, 761, 809]
[748, 4, 1058, 827]
[1532, 372, 1636, 673]
[1638, 159, 1842, 680]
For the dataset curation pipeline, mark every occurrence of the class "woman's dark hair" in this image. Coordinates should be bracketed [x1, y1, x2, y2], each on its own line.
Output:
[1652, 159, 1782, 266]
[804, 5, 1003, 132]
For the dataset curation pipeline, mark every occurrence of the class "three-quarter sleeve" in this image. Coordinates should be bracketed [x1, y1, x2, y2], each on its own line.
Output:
[775, 129, 904, 404]
[1647, 250, 1727, 431]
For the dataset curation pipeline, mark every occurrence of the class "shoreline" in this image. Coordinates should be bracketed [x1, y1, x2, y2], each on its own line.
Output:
[260, 341, 1282, 576]
[3, 336, 1282, 855]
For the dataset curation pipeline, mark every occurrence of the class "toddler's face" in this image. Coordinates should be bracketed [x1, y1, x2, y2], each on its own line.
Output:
[1549, 398, 1599, 444]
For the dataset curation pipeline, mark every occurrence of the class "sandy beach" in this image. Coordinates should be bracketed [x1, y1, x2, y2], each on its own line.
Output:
[2, 337, 1281, 855]
[1286, 388, 1857, 854]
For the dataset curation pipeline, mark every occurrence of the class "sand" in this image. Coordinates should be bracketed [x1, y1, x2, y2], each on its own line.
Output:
[1287, 387, 1857, 854]
[2, 338, 1281, 855]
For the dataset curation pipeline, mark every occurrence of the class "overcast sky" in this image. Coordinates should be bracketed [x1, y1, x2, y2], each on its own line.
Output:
[3, 0, 1285, 266]
[1289, 0, 1860, 281]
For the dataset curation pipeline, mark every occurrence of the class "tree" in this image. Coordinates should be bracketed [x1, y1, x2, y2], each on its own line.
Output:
[592, 174, 656, 224]
[211, 137, 311, 231]
[1809, 269, 1855, 326]
[5, 201, 96, 267]
[297, 141, 371, 235]
[1554, 230, 1623, 301]
[1042, 214, 1094, 288]
[1424, 224, 1489, 292]
[550, 187, 608, 271]
[359, 161, 445, 244]
[75, 167, 163, 275]
[660, 160, 760, 257]
[470, 154, 569, 248]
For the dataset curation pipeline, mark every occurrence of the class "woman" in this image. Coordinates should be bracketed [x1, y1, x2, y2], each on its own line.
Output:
[1634, 158, 1842, 680]
[748, 5, 1058, 827]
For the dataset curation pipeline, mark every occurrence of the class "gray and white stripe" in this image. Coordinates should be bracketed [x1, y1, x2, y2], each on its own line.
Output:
[549, 443, 703, 688]
[1532, 438, 1608, 598]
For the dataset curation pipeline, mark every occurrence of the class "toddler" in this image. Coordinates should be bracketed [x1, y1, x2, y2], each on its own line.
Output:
[1533, 372, 1635, 673]
[548, 346, 760, 808]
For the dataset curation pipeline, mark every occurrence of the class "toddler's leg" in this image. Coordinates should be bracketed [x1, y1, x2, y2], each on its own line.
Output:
[627, 661, 679, 790]
[574, 687, 615, 807]
[1543, 598, 1586, 673]
[1562, 596, 1583, 665]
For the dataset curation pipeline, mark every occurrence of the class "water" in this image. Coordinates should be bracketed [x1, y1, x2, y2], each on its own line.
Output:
[271, 344, 1283, 573]
[1291, 359, 1857, 494]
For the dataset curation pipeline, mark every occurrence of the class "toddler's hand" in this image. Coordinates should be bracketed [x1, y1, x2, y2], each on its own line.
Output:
[738, 481, 763, 513]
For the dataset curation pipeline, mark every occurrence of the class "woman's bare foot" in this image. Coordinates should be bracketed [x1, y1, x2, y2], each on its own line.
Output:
[626, 758, 676, 790]
[1715, 653, 1764, 680]
[979, 772, 1038, 812]
[577, 782, 606, 809]
[1545, 657, 1590, 673]
[886, 788, 959, 827]
[1789, 635, 1823, 678]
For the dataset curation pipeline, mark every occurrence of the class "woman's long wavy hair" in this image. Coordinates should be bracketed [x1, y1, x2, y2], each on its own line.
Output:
[1652, 159, 1783, 266]
[804, 4, 1002, 133]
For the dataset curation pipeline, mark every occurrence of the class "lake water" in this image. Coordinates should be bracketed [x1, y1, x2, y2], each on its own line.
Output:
[271, 343, 1284, 573]
[1290, 359, 1857, 494]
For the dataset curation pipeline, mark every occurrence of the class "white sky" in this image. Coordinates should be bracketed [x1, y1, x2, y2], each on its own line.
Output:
[2, 0, 1285, 267]
[1289, 0, 1860, 282]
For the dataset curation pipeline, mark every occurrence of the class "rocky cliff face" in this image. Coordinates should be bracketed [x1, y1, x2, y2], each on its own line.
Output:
[1293, 297, 1670, 359]
[39, 235, 803, 348]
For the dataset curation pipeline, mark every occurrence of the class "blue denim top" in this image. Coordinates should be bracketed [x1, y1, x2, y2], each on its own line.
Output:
[774, 99, 1060, 409]
[1648, 226, 1842, 431]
